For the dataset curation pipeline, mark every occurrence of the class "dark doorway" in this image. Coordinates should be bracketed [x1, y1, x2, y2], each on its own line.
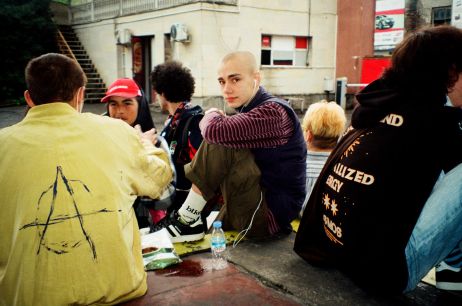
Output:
[132, 35, 154, 102]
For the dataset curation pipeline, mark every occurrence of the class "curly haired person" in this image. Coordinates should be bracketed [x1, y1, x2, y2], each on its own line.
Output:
[150, 61, 204, 217]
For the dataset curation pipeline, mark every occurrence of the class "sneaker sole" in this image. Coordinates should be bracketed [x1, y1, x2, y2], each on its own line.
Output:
[170, 232, 205, 243]
[436, 282, 462, 291]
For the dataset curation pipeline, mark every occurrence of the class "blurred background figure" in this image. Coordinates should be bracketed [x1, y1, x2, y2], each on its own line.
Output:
[300, 100, 346, 217]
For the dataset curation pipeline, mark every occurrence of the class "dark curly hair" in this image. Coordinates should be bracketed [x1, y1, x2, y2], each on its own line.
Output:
[150, 61, 195, 102]
[383, 25, 462, 104]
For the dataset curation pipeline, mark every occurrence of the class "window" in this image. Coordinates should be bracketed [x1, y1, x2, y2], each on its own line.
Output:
[261, 35, 310, 67]
[432, 6, 451, 26]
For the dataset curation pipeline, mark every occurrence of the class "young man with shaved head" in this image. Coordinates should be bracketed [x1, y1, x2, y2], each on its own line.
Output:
[152, 51, 306, 242]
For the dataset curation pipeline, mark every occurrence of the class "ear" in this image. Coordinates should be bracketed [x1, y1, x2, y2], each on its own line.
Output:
[77, 86, 85, 112]
[159, 93, 169, 104]
[70, 86, 85, 112]
[151, 89, 158, 103]
[305, 130, 313, 143]
[254, 71, 261, 86]
[78, 86, 85, 102]
[24, 90, 36, 108]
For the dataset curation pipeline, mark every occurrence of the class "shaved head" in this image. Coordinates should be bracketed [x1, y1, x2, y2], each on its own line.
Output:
[220, 51, 258, 75]
[217, 51, 261, 109]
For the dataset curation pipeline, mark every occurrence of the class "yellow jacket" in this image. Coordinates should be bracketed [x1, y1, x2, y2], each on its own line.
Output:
[0, 103, 172, 306]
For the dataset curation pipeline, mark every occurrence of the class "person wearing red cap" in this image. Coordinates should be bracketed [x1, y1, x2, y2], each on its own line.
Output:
[102, 78, 169, 228]
[101, 78, 156, 132]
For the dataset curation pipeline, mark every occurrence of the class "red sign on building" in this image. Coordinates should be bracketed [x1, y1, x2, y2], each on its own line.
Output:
[360, 57, 391, 88]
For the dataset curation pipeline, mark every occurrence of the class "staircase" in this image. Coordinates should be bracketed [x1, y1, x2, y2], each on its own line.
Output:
[57, 25, 106, 104]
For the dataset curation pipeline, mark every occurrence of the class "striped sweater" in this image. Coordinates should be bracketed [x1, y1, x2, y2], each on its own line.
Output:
[199, 102, 294, 148]
[300, 150, 330, 216]
[199, 100, 297, 234]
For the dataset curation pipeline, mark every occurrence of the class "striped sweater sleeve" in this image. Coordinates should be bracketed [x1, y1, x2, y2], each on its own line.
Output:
[199, 102, 294, 149]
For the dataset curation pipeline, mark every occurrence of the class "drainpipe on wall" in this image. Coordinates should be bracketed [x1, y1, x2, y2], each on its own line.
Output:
[307, 0, 311, 36]
[306, 0, 311, 68]
[91, 0, 95, 22]
[407, 0, 419, 32]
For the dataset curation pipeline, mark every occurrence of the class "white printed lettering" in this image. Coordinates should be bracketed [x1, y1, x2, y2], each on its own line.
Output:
[323, 214, 342, 238]
[345, 168, 355, 180]
[362, 173, 374, 185]
[381, 113, 404, 127]
[326, 175, 344, 192]
[332, 163, 375, 186]
[354, 170, 363, 183]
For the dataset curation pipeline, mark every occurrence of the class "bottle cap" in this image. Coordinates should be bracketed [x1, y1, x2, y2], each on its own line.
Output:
[212, 220, 222, 228]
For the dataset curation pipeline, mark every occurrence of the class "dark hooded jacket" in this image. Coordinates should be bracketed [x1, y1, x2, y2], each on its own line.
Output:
[160, 104, 203, 212]
[294, 78, 462, 293]
[245, 88, 306, 233]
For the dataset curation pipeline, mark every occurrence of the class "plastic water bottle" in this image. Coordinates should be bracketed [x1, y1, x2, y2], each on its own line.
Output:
[210, 220, 228, 270]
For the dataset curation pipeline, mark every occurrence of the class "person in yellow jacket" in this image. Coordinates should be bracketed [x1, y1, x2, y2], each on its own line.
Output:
[0, 53, 173, 306]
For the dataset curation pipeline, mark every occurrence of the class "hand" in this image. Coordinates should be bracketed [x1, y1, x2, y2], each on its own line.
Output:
[135, 124, 158, 145]
[205, 107, 225, 116]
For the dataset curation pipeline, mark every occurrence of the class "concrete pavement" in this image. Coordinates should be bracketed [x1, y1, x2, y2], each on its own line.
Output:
[120, 232, 462, 306]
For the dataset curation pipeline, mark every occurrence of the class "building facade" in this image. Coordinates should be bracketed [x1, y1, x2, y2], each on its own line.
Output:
[336, 0, 453, 99]
[53, 0, 337, 109]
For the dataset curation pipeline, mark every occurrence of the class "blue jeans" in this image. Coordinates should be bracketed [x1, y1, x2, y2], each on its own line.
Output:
[404, 163, 462, 292]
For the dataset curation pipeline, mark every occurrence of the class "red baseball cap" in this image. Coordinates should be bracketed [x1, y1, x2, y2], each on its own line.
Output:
[101, 78, 142, 103]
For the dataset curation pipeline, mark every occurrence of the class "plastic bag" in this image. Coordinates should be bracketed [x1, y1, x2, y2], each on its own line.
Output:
[141, 228, 181, 270]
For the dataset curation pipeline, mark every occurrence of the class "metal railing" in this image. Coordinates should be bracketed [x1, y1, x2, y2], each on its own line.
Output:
[70, 0, 238, 24]
[57, 30, 78, 62]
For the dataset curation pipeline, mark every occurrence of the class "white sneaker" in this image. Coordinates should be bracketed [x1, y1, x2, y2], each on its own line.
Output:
[151, 213, 205, 243]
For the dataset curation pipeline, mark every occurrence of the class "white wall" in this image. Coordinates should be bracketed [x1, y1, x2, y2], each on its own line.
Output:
[74, 19, 118, 87]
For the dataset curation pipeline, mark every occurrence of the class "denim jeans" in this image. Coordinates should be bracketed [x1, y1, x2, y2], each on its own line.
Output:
[405, 163, 462, 292]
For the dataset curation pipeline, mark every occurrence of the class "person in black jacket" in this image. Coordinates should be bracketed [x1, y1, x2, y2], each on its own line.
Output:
[150, 61, 204, 216]
[294, 25, 462, 293]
